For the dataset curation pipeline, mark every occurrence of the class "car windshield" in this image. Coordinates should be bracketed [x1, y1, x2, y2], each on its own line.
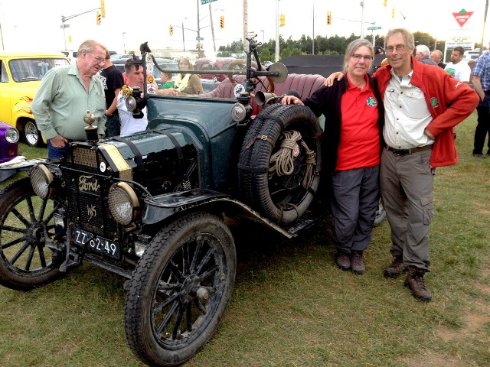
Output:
[9, 58, 69, 82]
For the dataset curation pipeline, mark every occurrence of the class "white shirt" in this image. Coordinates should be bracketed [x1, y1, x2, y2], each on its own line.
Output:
[117, 91, 148, 137]
[383, 69, 435, 149]
[444, 61, 471, 82]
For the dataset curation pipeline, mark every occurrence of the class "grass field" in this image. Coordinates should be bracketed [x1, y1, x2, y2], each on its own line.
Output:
[0, 112, 488, 367]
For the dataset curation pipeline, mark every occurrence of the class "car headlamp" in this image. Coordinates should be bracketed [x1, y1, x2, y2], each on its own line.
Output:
[108, 182, 140, 226]
[5, 128, 19, 144]
[30, 164, 54, 199]
[126, 95, 137, 112]
[125, 86, 145, 119]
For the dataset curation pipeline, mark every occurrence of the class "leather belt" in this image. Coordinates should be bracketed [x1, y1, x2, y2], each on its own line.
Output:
[386, 144, 433, 156]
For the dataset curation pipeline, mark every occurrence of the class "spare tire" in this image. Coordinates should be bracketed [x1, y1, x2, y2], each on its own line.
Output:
[238, 104, 322, 225]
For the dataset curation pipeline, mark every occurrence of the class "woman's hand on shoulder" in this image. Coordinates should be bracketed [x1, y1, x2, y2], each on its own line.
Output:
[324, 71, 344, 87]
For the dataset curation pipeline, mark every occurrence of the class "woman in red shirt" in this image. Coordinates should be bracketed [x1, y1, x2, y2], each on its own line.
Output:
[282, 39, 383, 274]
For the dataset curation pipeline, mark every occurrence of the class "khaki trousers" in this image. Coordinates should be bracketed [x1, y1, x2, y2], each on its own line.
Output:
[380, 148, 434, 271]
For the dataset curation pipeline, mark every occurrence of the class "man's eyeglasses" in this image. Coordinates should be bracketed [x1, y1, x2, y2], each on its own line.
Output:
[351, 54, 373, 61]
[386, 44, 407, 53]
[89, 54, 105, 64]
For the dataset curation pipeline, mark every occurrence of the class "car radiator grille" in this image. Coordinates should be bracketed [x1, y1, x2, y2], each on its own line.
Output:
[62, 148, 119, 237]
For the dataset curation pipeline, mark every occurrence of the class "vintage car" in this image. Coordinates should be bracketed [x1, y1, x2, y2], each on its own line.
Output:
[0, 38, 383, 366]
[0, 52, 70, 147]
[0, 121, 23, 181]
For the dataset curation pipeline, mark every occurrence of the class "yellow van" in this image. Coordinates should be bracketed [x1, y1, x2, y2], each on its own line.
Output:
[0, 52, 69, 146]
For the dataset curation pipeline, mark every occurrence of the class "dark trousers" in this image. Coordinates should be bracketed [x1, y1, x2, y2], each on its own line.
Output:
[330, 166, 380, 254]
[105, 113, 121, 137]
[473, 101, 490, 155]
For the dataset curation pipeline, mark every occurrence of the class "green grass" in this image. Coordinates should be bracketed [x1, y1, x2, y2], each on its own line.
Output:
[0, 113, 489, 367]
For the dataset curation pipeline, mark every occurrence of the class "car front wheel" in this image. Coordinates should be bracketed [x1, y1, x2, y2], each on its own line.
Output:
[124, 211, 236, 367]
[0, 178, 61, 290]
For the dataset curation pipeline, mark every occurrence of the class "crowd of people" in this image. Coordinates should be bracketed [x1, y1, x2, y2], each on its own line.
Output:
[31, 32, 484, 302]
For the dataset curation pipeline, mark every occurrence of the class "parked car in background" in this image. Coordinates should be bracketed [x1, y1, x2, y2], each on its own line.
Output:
[0, 52, 69, 146]
[463, 49, 481, 62]
[0, 121, 20, 181]
[60, 50, 78, 63]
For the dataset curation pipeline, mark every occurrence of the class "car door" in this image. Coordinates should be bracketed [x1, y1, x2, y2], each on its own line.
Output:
[0, 59, 13, 124]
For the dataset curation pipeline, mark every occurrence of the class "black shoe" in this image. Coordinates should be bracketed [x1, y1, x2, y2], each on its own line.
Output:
[383, 256, 405, 278]
[351, 251, 365, 275]
[335, 251, 351, 271]
[473, 153, 486, 159]
[404, 267, 432, 302]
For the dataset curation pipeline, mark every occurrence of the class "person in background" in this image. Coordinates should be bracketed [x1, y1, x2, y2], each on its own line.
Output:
[159, 71, 175, 89]
[282, 39, 383, 275]
[32, 39, 107, 159]
[414, 45, 437, 65]
[100, 49, 124, 137]
[471, 51, 490, 158]
[430, 49, 446, 69]
[467, 59, 476, 89]
[175, 57, 204, 95]
[117, 58, 148, 136]
[444, 46, 471, 82]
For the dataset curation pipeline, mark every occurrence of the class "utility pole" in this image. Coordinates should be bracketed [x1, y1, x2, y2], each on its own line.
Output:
[209, 4, 216, 52]
[182, 22, 186, 52]
[481, 0, 489, 52]
[312, 1, 315, 55]
[0, 23, 5, 51]
[243, 0, 249, 50]
[360, 1, 365, 38]
[196, 0, 202, 56]
[275, 0, 280, 61]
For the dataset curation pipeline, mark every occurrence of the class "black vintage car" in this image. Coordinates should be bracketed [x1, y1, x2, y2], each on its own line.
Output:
[0, 38, 381, 366]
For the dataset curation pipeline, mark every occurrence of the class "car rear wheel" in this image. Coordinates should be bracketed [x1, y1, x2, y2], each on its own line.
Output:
[24, 120, 42, 147]
[0, 178, 61, 290]
[125, 212, 236, 367]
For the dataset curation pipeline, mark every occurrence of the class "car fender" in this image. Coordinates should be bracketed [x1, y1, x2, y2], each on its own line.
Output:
[0, 157, 46, 182]
[143, 188, 293, 239]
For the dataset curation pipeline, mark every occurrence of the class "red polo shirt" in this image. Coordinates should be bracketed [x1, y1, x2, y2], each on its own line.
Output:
[336, 75, 380, 171]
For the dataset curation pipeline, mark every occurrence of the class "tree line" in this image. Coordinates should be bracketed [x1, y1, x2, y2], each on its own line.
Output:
[217, 32, 484, 61]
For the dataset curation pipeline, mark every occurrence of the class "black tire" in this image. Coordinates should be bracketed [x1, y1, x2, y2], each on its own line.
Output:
[0, 178, 60, 290]
[238, 104, 322, 225]
[124, 212, 236, 367]
[374, 198, 386, 227]
[23, 120, 43, 147]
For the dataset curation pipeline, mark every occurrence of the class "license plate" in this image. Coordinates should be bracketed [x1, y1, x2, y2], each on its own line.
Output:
[74, 228, 121, 259]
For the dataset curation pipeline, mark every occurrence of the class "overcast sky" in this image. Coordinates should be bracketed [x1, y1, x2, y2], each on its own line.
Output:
[0, 0, 486, 55]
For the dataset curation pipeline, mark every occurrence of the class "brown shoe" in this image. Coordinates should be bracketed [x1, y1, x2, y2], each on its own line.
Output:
[383, 256, 404, 278]
[351, 251, 365, 275]
[336, 251, 351, 271]
[404, 267, 432, 302]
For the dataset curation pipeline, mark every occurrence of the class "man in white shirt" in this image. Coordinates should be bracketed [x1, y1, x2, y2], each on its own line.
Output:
[444, 46, 471, 82]
[117, 58, 148, 136]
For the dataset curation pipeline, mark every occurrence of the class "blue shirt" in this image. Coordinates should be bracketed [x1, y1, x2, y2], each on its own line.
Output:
[473, 52, 490, 91]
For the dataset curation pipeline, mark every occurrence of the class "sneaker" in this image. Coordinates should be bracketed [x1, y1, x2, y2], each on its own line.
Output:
[335, 251, 351, 271]
[404, 267, 432, 302]
[472, 153, 486, 159]
[383, 256, 404, 278]
[351, 251, 365, 275]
